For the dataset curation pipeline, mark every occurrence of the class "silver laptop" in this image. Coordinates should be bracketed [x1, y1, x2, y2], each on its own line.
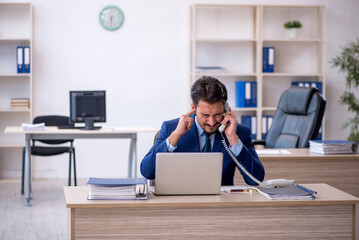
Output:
[154, 152, 223, 195]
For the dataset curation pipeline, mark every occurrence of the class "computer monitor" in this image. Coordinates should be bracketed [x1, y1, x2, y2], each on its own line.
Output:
[69, 91, 106, 130]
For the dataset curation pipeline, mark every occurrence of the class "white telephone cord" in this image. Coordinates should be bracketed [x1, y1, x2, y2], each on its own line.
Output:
[220, 132, 267, 188]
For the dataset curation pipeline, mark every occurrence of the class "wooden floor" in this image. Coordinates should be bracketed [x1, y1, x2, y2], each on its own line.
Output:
[0, 178, 87, 240]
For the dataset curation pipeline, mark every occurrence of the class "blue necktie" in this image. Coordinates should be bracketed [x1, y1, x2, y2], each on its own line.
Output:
[202, 133, 211, 152]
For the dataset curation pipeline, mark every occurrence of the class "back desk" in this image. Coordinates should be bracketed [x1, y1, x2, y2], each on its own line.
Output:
[235, 148, 359, 197]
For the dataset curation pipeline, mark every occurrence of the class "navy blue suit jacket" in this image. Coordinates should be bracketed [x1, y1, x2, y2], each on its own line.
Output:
[140, 114, 265, 185]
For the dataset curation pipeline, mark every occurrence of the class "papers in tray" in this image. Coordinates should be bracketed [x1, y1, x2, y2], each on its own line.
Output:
[256, 149, 291, 155]
[21, 122, 45, 131]
[256, 185, 316, 200]
[195, 66, 226, 74]
[87, 178, 148, 200]
[309, 140, 358, 154]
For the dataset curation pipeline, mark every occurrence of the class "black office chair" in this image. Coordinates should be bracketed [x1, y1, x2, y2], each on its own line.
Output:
[257, 86, 326, 148]
[21, 115, 77, 195]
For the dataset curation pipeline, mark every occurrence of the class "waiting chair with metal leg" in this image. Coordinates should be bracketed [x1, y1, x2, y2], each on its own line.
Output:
[21, 115, 77, 194]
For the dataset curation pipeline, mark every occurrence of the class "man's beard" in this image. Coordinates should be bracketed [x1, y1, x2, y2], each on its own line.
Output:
[203, 122, 219, 135]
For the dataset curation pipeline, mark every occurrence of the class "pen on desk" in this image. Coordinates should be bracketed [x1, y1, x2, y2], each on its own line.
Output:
[296, 184, 317, 194]
[228, 188, 257, 193]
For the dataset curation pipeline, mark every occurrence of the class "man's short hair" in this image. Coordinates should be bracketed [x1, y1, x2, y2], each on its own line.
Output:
[191, 76, 228, 107]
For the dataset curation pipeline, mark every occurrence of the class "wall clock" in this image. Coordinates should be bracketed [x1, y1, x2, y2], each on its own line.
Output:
[99, 6, 124, 31]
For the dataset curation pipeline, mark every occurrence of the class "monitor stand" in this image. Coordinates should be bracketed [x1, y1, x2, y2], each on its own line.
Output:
[82, 117, 101, 130]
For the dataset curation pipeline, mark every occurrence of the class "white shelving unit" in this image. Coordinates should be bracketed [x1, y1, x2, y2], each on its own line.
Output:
[0, 3, 33, 148]
[190, 4, 325, 140]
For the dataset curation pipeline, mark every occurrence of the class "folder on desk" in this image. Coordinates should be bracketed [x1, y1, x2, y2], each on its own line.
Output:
[256, 185, 316, 200]
[17, 46, 24, 73]
[23, 46, 30, 73]
[87, 177, 148, 200]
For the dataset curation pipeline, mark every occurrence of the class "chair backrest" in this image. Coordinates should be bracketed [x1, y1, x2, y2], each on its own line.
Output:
[33, 115, 73, 145]
[265, 86, 326, 148]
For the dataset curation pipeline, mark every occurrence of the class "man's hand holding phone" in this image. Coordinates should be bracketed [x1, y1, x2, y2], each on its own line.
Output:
[220, 106, 239, 147]
[168, 110, 195, 147]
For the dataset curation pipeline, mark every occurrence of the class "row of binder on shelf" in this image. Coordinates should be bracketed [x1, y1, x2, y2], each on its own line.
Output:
[11, 98, 29, 110]
[235, 81, 257, 108]
[292, 81, 323, 93]
[235, 80, 323, 109]
[241, 115, 273, 140]
[16, 46, 31, 74]
[242, 115, 322, 140]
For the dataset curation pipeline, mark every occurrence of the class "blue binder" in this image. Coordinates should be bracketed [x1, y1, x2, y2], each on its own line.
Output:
[16, 46, 24, 73]
[241, 115, 257, 140]
[245, 81, 251, 107]
[241, 115, 251, 129]
[316, 125, 322, 140]
[236, 81, 254, 108]
[236, 81, 246, 107]
[251, 81, 257, 107]
[310, 82, 323, 93]
[261, 115, 274, 139]
[23, 46, 30, 73]
[263, 47, 275, 73]
[250, 115, 257, 140]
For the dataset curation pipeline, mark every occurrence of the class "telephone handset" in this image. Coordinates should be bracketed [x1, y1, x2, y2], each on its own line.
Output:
[218, 102, 294, 188]
[218, 102, 229, 133]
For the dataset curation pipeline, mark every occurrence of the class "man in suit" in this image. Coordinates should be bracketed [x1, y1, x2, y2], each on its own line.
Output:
[140, 76, 265, 185]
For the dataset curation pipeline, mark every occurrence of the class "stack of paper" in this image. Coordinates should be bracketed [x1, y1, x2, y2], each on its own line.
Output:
[87, 178, 148, 200]
[309, 140, 358, 154]
[256, 185, 316, 200]
[21, 122, 45, 131]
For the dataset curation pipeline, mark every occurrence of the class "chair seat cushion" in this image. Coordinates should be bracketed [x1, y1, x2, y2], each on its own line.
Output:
[31, 146, 72, 156]
[275, 134, 299, 148]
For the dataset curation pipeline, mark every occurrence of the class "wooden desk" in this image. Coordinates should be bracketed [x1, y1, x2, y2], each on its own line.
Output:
[64, 183, 358, 240]
[4, 126, 156, 206]
[235, 148, 359, 197]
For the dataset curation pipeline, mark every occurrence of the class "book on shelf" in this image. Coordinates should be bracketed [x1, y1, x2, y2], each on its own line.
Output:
[309, 140, 359, 155]
[256, 184, 316, 200]
[11, 98, 30, 110]
[87, 177, 148, 200]
[235, 81, 257, 108]
[195, 66, 226, 74]
[11, 98, 29, 104]
[263, 47, 274, 73]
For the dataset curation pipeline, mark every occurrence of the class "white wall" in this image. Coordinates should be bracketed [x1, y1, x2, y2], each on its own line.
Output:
[1, 0, 358, 179]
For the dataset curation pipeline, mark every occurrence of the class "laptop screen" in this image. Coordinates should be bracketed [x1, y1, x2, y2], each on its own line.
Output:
[154, 152, 223, 195]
